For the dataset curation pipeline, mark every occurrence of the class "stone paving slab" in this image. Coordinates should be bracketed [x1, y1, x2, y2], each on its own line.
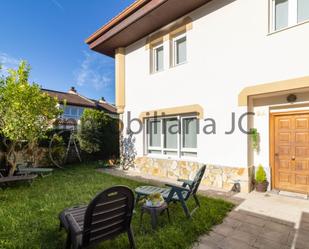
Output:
[192, 192, 309, 249]
[193, 209, 307, 249]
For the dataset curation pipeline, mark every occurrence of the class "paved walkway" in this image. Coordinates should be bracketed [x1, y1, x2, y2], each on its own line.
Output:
[194, 192, 309, 249]
[194, 209, 308, 249]
[100, 168, 309, 249]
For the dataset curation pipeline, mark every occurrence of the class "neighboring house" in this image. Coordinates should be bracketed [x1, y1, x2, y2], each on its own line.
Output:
[42, 87, 118, 127]
[86, 0, 309, 194]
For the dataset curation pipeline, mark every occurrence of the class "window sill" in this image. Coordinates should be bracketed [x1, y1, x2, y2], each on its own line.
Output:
[144, 154, 198, 162]
[170, 61, 188, 69]
[268, 19, 309, 36]
[150, 69, 164, 75]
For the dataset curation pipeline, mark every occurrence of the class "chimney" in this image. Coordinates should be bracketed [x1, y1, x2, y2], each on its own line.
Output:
[99, 97, 106, 103]
[68, 86, 77, 94]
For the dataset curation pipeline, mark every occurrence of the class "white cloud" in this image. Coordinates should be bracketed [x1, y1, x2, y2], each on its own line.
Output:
[0, 52, 20, 72]
[51, 0, 64, 11]
[75, 51, 113, 90]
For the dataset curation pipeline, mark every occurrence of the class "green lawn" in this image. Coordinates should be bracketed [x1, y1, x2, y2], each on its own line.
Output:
[0, 163, 234, 249]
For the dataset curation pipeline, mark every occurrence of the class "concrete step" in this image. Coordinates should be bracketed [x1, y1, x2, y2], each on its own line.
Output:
[279, 191, 308, 200]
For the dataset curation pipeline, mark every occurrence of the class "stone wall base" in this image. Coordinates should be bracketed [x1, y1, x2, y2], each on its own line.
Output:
[135, 157, 254, 193]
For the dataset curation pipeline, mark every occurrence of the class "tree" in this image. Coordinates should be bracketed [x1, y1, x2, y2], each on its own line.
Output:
[0, 61, 61, 175]
[77, 109, 119, 159]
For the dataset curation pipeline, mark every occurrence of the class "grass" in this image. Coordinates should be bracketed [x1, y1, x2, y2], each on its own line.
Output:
[0, 163, 234, 249]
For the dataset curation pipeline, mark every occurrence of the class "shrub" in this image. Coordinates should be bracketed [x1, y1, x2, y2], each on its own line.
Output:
[250, 128, 259, 151]
[45, 134, 67, 166]
[38, 128, 71, 148]
[255, 164, 267, 183]
[77, 109, 119, 159]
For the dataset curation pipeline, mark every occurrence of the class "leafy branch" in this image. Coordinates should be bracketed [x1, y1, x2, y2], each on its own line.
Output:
[250, 128, 260, 151]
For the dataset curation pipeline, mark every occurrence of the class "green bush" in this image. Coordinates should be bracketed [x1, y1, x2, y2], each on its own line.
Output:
[43, 133, 67, 166]
[255, 164, 267, 183]
[38, 128, 71, 148]
[250, 128, 259, 151]
[77, 109, 119, 159]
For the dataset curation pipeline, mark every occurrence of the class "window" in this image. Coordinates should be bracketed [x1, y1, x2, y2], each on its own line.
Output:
[274, 0, 289, 30]
[182, 117, 198, 156]
[148, 120, 161, 154]
[163, 118, 178, 155]
[70, 106, 78, 117]
[173, 34, 187, 65]
[152, 44, 164, 73]
[272, 0, 309, 31]
[298, 0, 309, 22]
[146, 116, 197, 158]
[149, 31, 188, 72]
[61, 105, 84, 120]
[64, 107, 71, 115]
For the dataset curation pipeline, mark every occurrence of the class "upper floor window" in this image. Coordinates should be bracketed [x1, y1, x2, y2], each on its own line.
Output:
[152, 44, 164, 73]
[173, 33, 187, 66]
[149, 31, 188, 73]
[274, 0, 289, 30]
[298, 0, 309, 23]
[61, 105, 84, 120]
[272, 0, 309, 31]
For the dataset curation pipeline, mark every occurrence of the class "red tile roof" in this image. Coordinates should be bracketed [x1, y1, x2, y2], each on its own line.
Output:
[42, 88, 117, 114]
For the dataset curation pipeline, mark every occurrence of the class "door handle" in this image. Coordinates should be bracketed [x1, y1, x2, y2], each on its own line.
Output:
[275, 153, 279, 156]
[291, 156, 295, 161]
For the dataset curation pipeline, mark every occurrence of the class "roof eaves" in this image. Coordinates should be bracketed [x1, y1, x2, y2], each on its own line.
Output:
[85, 0, 150, 44]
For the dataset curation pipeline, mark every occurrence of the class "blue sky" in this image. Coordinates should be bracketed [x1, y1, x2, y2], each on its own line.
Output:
[0, 0, 135, 104]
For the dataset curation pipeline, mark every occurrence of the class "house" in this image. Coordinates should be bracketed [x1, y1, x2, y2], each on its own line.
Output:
[86, 0, 309, 194]
[42, 87, 118, 127]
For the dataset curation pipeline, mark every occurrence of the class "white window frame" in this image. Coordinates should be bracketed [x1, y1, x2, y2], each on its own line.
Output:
[146, 118, 162, 153]
[145, 115, 197, 159]
[62, 105, 84, 120]
[162, 116, 179, 156]
[181, 116, 198, 156]
[271, 0, 309, 32]
[172, 33, 187, 66]
[152, 43, 164, 73]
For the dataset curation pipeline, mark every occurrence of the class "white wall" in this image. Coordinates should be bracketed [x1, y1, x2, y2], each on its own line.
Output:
[253, 106, 271, 181]
[122, 0, 309, 169]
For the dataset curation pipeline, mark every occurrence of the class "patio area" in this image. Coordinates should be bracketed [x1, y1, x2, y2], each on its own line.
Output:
[103, 167, 309, 249]
[1, 163, 309, 249]
[194, 192, 309, 249]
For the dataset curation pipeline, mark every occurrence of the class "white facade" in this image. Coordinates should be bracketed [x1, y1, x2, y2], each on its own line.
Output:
[121, 0, 309, 191]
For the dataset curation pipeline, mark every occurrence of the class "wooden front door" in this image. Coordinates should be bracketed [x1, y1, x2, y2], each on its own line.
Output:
[274, 113, 309, 194]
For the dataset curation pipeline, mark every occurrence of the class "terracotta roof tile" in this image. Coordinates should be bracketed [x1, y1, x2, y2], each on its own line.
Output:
[42, 88, 117, 114]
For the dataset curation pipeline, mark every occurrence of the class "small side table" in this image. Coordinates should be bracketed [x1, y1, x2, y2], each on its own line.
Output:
[140, 202, 170, 230]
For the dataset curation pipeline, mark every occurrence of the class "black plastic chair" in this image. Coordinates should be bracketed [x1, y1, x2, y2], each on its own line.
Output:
[59, 186, 136, 249]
